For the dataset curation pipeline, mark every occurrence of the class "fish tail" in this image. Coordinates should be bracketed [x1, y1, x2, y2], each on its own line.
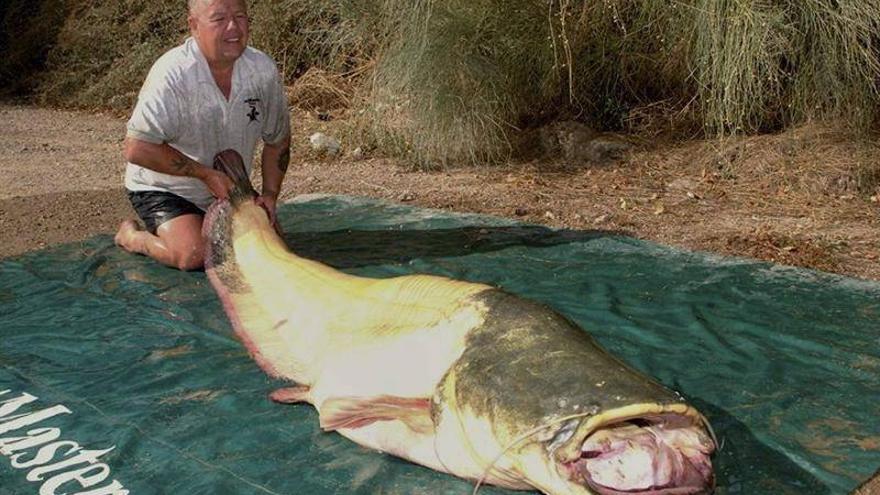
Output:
[213, 149, 257, 202]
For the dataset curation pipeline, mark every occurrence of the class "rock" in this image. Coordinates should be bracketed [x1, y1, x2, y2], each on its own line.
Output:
[351, 147, 364, 160]
[538, 120, 633, 163]
[515, 207, 528, 216]
[585, 136, 633, 162]
[400, 192, 415, 202]
[539, 121, 595, 158]
[309, 132, 341, 155]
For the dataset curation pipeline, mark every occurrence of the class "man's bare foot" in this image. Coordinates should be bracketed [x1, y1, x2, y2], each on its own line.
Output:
[114, 219, 142, 252]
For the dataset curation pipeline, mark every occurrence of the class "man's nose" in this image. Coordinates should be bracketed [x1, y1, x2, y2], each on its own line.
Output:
[224, 18, 241, 32]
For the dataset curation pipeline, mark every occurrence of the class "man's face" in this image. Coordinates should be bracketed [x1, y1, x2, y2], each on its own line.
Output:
[188, 0, 249, 68]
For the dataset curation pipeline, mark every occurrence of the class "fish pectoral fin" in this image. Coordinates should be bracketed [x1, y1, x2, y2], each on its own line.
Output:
[319, 395, 434, 434]
[269, 385, 312, 405]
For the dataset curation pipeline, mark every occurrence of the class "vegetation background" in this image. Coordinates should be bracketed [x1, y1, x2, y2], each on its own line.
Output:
[3, 0, 879, 167]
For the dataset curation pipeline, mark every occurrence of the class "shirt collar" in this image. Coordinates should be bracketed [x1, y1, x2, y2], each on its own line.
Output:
[186, 36, 244, 86]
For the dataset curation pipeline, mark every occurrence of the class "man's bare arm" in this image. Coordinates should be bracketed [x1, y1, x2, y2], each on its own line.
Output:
[260, 133, 292, 201]
[124, 137, 233, 199]
[254, 132, 291, 227]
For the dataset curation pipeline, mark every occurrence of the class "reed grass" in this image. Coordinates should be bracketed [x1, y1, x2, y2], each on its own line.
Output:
[5, 0, 876, 165]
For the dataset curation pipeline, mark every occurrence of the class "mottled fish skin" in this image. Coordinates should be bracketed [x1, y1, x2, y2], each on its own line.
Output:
[204, 150, 257, 293]
[447, 289, 682, 426]
[430, 290, 705, 493]
[202, 149, 715, 495]
[440, 289, 684, 446]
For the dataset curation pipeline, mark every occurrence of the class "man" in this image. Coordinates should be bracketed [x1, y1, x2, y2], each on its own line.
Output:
[115, 0, 291, 270]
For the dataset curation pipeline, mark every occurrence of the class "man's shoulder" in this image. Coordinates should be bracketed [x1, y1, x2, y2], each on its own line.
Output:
[145, 40, 201, 88]
[241, 46, 280, 73]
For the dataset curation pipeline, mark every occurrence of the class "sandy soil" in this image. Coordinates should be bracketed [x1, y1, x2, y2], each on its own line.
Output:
[2, 102, 878, 281]
[0, 102, 878, 492]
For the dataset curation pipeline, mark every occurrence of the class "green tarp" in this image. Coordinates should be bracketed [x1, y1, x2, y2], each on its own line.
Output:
[1, 195, 878, 494]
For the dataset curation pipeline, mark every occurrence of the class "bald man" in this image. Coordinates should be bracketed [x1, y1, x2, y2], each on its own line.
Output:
[115, 0, 291, 270]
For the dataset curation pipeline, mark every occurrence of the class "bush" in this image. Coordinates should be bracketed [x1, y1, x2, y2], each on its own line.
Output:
[13, 0, 880, 165]
[0, 0, 74, 97]
[248, 0, 371, 83]
[38, 0, 188, 112]
[34, 0, 369, 113]
[355, 0, 880, 165]
[690, 0, 880, 135]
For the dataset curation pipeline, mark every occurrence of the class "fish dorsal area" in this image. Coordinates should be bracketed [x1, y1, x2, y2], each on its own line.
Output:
[223, 203, 493, 384]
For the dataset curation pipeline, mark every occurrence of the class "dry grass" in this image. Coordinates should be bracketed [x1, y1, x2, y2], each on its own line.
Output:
[718, 228, 843, 273]
[3, 0, 878, 173]
[288, 67, 357, 112]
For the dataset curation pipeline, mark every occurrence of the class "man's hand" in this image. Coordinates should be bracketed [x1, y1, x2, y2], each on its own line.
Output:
[255, 193, 281, 234]
[198, 168, 235, 200]
[125, 137, 234, 198]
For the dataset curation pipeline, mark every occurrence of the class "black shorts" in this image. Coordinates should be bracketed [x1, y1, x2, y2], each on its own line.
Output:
[127, 190, 204, 235]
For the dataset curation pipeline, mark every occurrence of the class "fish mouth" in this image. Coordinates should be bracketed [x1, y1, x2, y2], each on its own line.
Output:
[556, 405, 715, 495]
[202, 149, 258, 272]
[202, 195, 228, 231]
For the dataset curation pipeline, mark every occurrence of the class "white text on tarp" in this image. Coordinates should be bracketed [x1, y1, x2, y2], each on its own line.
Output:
[0, 389, 128, 495]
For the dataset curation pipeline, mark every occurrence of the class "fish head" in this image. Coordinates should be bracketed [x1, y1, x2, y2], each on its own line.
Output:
[438, 291, 717, 494]
[210, 149, 259, 208]
[507, 403, 716, 495]
[203, 149, 265, 272]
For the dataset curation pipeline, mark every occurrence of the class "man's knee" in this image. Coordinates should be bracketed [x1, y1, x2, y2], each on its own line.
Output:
[173, 246, 204, 271]
[165, 234, 204, 271]
[155, 213, 205, 270]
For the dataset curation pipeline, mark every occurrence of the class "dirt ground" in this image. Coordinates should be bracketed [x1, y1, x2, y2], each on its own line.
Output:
[1, 102, 878, 281]
[0, 102, 878, 493]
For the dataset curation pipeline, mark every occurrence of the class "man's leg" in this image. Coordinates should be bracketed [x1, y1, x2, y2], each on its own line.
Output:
[115, 190, 206, 271]
[115, 214, 205, 270]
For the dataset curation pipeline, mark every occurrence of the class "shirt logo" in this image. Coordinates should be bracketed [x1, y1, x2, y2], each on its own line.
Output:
[244, 98, 261, 122]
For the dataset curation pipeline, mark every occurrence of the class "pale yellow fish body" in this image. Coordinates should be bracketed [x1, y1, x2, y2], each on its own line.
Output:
[213, 202, 514, 479]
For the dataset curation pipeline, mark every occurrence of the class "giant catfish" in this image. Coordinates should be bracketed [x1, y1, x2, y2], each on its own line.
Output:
[203, 150, 716, 495]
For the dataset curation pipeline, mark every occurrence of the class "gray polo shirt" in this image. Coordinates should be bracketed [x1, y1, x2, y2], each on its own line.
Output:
[124, 37, 290, 210]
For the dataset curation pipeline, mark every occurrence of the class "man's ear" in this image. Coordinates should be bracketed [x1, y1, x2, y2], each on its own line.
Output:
[187, 14, 197, 34]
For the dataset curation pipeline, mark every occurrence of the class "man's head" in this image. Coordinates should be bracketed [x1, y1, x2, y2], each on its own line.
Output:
[188, 0, 249, 70]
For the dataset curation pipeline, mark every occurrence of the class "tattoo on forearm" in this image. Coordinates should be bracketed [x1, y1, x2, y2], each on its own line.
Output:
[170, 156, 194, 175]
[277, 148, 290, 174]
[170, 157, 187, 172]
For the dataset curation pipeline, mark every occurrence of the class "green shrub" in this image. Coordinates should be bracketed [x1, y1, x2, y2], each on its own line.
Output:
[368, 0, 880, 164]
[34, 0, 368, 113]
[14, 0, 880, 165]
[691, 0, 880, 135]
[38, 0, 188, 112]
[249, 0, 370, 83]
[359, 1, 540, 167]
[782, 0, 880, 132]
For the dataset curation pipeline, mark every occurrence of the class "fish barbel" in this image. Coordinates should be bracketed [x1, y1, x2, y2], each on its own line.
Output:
[203, 149, 716, 494]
